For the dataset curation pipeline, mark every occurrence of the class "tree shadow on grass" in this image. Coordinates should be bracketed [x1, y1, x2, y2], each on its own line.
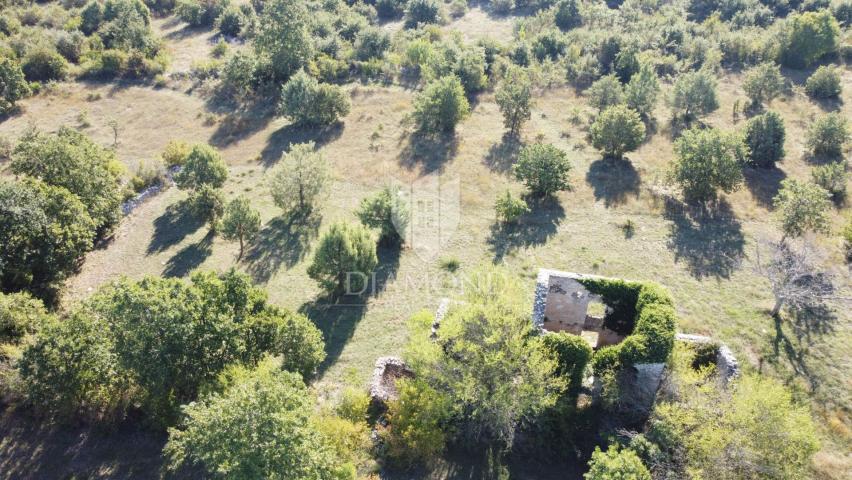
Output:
[398, 130, 458, 173]
[259, 122, 344, 168]
[147, 200, 204, 255]
[487, 196, 565, 262]
[760, 315, 824, 394]
[163, 231, 213, 278]
[483, 133, 522, 173]
[208, 95, 278, 148]
[743, 166, 786, 207]
[243, 210, 321, 283]
[585, 158, 641, 207]
[664, 198, 745, 280]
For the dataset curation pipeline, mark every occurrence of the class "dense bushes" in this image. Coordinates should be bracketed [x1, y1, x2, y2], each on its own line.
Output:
[279, 70, 350, 126]
[806, 112, 849, 158]
[0, 290, 51, 345]
[404, 0, 442, 28]
[0, 57, 29, 114]
[413, 75, 470, 133]
[744, 111, 785, 168]
[254, 0, 313, 81]
[19, 270, 325, 424]
[779, 10, 840, 68]
[21, 48, 67, 81]
[670, 127, 745, 203]
[175, 0, 226, 27]
[539, 332, 592, 396]
[805, 65, 842, 99]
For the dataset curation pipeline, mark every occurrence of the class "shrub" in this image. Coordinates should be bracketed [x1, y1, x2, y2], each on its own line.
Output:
[413, 75, 470, 133]
[585, 446, 651, 480]
[356, 186, 409, 245]
[216, 5, 245, 37]
[555, 0, 581, 30]
[514, 143, 573, 196]
[221, 195, 261, 259]
[380, 378, 450, 468]
[843, 218, 852, 262]
[55, 31, 86, 63]
[404, 0, 442, 28]
[811, 161, 847, 204]
[495, 67, 532, 135]
[160, 139, 191, 167]
[80, 1, 104, 35]
[834, 1, 852, 26]
[0, 57, 29, 115]
[540, 332, 592, 395]
[532, 30, 568, 61]
[219, 51, 257, 99]
[744, 111, 786, 168]
[176, 0, 226, 27]
[174, 144, 228, 191]
[492, 0, 515, 13]
[0, 13, 22, 36]
[22, 48, 67, 82]
[495, 190, 530, 224]
[587, 74, 624, 113]
[742, 62, 784, 107]
[376, 0, 406, 18]
[279, 70, 350, 126]
[804, 65, 842, 99]
[165, 359, 352, 479]
[625, 63, 659, 118]
[590, 105, 645, 160]
[448, 0, 469, 18]
[670, 127, 745, 203]
[0, 292, 50, 345]
[354, 26, 391, 61]
[97, 49, 129, 77]
[307, 222, 378, 294]
[566, 52, 601, 88]
[269, 142, 330, 213]
[806, 112, 849, 158]
[453, 47, 487, 94]
[780, 10, 840, 68]
[773, 178, 832, 239]
[188, 184, 225, 228]
[12, 127, 123, 234]
[670, 69, 719, 120]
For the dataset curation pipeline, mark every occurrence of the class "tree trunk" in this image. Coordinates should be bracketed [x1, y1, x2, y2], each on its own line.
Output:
[770, 297, 784, 318]
[237, 234, 244, 261]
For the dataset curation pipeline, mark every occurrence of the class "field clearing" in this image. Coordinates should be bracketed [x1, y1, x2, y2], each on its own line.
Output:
[1, 15, 851, 478]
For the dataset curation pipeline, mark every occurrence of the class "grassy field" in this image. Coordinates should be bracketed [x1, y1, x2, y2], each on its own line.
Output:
[1, 6, 851, 478]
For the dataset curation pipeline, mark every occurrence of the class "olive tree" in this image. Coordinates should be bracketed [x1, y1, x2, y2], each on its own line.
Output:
[744, 111, 785, 168]
[269, 142, 330, 213]
[590, 105, 646, 159]
[773, 179, 831, 241]
[307, 222, 378, 295]
[253, 0, 313, 81]
[495, 67, 533, 136]
[413, 75, 470, 134]
[514, 143, 573, 196]
[221, 196, 261, 260]
[670, 127, 745, 203]
[670, 70, 719, 120]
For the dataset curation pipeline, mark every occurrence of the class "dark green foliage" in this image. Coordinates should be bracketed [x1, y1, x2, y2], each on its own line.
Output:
[742, 62, 784, 107]
[811, 161, 848, 204]
[744, 111, 785, 168]
[12, 127, 123, 235]
[495, 67, 533, 134]
[533, 30, 568, 61]
[0, 179, 95, 297]
[578, 277, 642, 334]
[19, 270, 325, 423]
[555, 0, 581, 31]
[0, 291, 51, 344]
[670, 70, 719, 120]
[279, 70, 351, 126]
[805, 65, 842, 99]
[590, 105, 645, 159]
[671, 127, 745, 203]
[413, 75, 470, 133]
[254, 0, 313, 81]
[587, 74, 624, 113]
[216, 5, 247, 37]
[188, 184, 225, 229]
[404, 0, 441, 28]
[376, 0, 406, 18]
[174, 144, 228, 191]
[356, 186, 409, 245]
[634, 304, 676, 363]
[308, 222, 378, 294]
[806, 112, 849, 158]
[176, 0, 226, 27]
[585, 446, 651, 480]
[80, 1, 104, 35]
[690, 341, 719, 370]
[0, 57, 29, 114]
[55, 31, 86, 63]
[780, 10, 840, 68]
[21, 48, 67, 82]
[540, 332, 592, 395]
[354, 26, 391, 61]
[514, 143, 573, 196]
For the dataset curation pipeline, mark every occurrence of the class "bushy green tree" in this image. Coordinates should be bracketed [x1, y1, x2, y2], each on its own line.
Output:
[413, 75, 470, 133]
[742, 62, 784, 107]
[165, 358, 353, 479]
[514, 143, 572, 196]
[494, 190, 529, 224]
[540, 331, 592, 396]
[279, 70, 350, 126]
[0, 57, 29, 115]
[354, 26, 391, 61]
[0, 179, 95, 296]
[221, 196, 261, 259]
[587, 74, 624, 113]
[670, 70, 719, 120]
[780, 9, 840, 68]
[80, 1, 104, 35]
[12, 127, 122, 234]
[453, 46, 487, 94]
[269, 142, 330, 213]
[806, 112, 849, 158]
[495, 67, 533, 135]
[380, 377, 450, 468]
[590, 105, 646, 159]
[554, 0, 581, 31]
[744, 111, 786, 168]
[308, 223, 378, 294]
[21, 48, 68, 82]
[253, 0, 313, 81]
[670, 127, 745, 203]
[804, 65, 842, 99]
[216, 5, 247, 37]
[174, 144, 228, 191]
[625, 63, 659, 118]
[585, 446, 651, 480]
[0, 291, 50, 344]
[189, 184, 225, 229]
[811, 161, 848, 204]
[773, 179, 832, 240]
[356, 186, 409, 245]
[404, 0, 442, 28]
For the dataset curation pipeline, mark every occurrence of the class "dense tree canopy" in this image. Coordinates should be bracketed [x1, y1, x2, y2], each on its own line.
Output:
[780, 10, 840, 68]
[253, 0, 313, 81]
[413, 75, 470, 133]
[744, 111, 785, 168]
[590, 105, 645, 159]
[308, 222, 378, 294]
[0, 57, 29, 115]
[174, 144, 228, 191]
[514, 143, 573, 196]
[670, 70, 719, 120]
[279, 70, 351, 126]
[670, 127, 745, 203]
